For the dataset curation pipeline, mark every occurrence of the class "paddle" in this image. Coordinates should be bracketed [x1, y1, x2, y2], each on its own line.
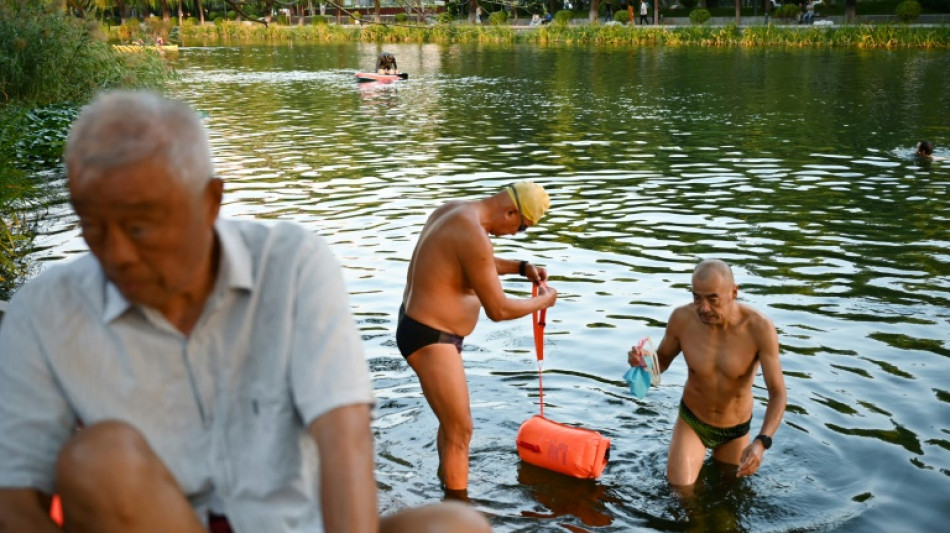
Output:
[397, 72, 409, 80]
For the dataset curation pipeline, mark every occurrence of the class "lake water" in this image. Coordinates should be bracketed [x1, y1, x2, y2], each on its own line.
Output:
[19, 42, 950, 531]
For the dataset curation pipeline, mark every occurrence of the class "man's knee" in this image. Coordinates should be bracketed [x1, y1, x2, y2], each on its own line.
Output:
[443, 416, 474, 445]
[56, 420, 156, 492]
[382, 501, 492, 533]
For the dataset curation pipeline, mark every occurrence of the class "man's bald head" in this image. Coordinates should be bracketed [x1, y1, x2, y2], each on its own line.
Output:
[693, 259, 735, 286]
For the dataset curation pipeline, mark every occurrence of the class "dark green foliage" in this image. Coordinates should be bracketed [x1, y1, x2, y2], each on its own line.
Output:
[488, 10, 509, 25]
[774, 4, 800, 22]
[689, 8, 711, 24]
[394, 13, 409, 23]
[0, 3, 169, 106]
[896, 0, 923, 21]
[554, 9, 573, 24]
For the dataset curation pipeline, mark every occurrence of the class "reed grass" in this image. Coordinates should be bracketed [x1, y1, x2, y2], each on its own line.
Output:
[177, 21, 950, 49]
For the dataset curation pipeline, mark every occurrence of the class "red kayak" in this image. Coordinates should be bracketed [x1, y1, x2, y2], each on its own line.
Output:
[355, 72, 409, 84]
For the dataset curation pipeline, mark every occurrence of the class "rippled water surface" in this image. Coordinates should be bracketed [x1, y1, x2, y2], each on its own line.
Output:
[23, 43, 950, 531]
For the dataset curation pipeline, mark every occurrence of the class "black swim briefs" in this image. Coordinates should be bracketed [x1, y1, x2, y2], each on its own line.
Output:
[396, 304, 464, 358]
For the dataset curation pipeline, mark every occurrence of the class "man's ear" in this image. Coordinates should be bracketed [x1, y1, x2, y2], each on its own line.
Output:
[205, 177, 224, 220]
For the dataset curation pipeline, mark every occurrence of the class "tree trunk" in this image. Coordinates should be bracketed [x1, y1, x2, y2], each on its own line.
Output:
[736, 0, 741, 24]
[845, 0, 856, 23]
[590, 0, 598, 23]
[162, 0, 170, 21]
[374, 0, 380, 22]
[655, 0, 660, 25]
[470, 0, 477, 23]
[197, 0, 204, 24]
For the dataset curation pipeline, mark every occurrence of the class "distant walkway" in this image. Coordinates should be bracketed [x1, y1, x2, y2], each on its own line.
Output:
[0, 299, 7, 323]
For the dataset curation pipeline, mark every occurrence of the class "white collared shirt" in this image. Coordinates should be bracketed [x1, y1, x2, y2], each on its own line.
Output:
[0, 219, 374, 532]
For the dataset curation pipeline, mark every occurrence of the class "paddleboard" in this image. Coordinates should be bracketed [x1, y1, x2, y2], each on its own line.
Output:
[355, 72, 408, 83]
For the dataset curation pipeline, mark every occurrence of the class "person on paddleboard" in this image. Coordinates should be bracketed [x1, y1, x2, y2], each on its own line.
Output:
[376, 51, 398, 75]
[628, 259, 787, 488]
[398, 181, 557, 499]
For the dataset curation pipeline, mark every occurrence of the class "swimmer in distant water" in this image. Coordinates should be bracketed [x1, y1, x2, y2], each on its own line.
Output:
[627, 259, 787, 487]
[915, 140, 933, 157]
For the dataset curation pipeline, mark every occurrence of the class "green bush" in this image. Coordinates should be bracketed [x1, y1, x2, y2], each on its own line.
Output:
[312, 15, 329, 25]
[896, 0, 922, 22]
[774, 4, 800, 23]
[689, 8, 711, 24]
[488, 10, 509, 25]
[437, 11, 454, 24]
[394, 12, 409, 23]
[554, 9, 573, 25]
[614, 9, 630, 23]
[351, 10, 361, 24]
[0, 3, 168, 105]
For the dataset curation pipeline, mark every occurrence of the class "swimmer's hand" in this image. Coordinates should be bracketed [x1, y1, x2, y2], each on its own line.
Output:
[627, 346, 646, 368]
[737, 441, 765, 477]
[537, 284, 557, 308]
[526, 264, 548, 284]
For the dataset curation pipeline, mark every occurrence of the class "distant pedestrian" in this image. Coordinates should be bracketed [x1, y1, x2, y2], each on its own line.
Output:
[639, 0, 650, 25]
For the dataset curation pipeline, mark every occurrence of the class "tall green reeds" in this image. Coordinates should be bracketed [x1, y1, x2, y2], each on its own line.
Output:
[178, 20, 950, 49]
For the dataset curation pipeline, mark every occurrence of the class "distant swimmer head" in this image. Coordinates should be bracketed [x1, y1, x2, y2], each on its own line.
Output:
[915, 140, 934, 156]
[507, 181, 550, 224]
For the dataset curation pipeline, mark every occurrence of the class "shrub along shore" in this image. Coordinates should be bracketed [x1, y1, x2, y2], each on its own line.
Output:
[165, 20, 950, 49]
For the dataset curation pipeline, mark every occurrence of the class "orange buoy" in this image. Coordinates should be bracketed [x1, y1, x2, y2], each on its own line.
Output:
[516, 415, 611, 479]
[50, 494, 63, 525]
[516, 282, 611, 479]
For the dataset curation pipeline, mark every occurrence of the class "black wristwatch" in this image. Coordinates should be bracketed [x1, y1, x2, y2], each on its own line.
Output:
[754, 434, 773, 450]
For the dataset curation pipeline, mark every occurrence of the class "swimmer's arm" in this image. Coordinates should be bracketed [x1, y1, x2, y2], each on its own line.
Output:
[654, 308, 687, 372]
[755, 318, 786, 440]
[738, 318, 785, 477]
[311, 404, 379, 533]
[466, 235, 555, 321]
[494, 257, 548, 283]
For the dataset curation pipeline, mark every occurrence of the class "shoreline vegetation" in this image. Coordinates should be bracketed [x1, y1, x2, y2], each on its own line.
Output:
[0, 1, 172, 300]
[165, 20, 950, 48]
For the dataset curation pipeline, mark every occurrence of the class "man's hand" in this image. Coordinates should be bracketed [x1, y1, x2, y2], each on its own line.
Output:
[526, 264, 547, 283]
[537, 284, 557, 309]
[627, 345, 646, 368]
[736, 440, 765, 477]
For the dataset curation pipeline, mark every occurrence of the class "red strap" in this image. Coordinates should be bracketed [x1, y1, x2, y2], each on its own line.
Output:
[531, 282, 547, 362]
[531, 282, 548, 416]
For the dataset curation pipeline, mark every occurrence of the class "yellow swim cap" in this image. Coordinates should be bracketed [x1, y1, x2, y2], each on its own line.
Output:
[506, 181, 550, 223]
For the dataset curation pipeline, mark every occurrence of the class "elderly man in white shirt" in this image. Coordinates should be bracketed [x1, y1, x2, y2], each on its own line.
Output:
[0, 91, 490, 533]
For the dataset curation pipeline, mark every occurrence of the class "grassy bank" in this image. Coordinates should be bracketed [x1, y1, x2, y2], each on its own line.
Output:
[0, 1, 173, 299]
[175, 20, 950, 48]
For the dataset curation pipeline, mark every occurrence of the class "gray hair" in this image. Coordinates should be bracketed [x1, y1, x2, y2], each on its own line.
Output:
[64, 91, 212, 192]
[693, 259, 735, 285]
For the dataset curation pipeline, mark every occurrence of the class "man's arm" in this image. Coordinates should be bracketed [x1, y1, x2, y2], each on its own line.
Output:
[628, 308, 683, 370]
[655, 308, 686, 372]
[463, 230, 555, 322]
[0, 489, 58, 533]
[737, 316, 786, 477]
[755, 318, 786, 439]
[493, 257, 548, 283]
[310, 404, 379, 533]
